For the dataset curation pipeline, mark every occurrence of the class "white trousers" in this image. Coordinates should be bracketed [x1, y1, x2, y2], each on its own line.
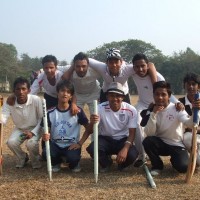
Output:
[7, 127, 41, 168]
[183, 131, 200, 166]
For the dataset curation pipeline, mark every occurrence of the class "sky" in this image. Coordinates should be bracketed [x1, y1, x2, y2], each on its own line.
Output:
[1, 0, 200, 63]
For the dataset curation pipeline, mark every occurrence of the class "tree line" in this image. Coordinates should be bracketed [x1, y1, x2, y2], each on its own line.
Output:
[0, 39, 200, 94]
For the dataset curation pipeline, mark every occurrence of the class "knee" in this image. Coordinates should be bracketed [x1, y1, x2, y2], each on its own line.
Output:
[68, 151, 81, 163]
[7, 138, 19, 148]
[127, 147, 139, 162]
[142, 137, 151, 149]
[26, 139, 38, 150]
[86, 142, 94, 157]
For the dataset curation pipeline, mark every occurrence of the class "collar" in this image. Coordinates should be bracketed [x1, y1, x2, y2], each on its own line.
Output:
[14, 94, 32, 108]
[185, 95, 192, 108]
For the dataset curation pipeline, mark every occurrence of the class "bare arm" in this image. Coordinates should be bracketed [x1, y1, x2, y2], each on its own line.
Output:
[147, 62, 157, 84]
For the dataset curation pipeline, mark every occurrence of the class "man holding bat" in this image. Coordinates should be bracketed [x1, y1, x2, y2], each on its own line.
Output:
[87, 82, 139, 172]
[179, 73, 200, 168]
[141, 81, 196, 176]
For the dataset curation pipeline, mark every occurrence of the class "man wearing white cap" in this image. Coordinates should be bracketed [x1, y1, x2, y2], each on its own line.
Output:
[87, 82, 139, 172]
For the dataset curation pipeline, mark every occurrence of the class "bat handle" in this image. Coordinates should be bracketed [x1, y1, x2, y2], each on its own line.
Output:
[193, 93, 200, 124]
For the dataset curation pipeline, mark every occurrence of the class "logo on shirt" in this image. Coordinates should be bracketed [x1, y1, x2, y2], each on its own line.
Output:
[58, 126, 67, 140]
[166, 114, 174, 121]
[119, 113, 125, 121]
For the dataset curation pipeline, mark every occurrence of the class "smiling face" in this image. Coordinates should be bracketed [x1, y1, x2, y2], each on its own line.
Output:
[14, 83, 30, 104]
[43, 61, 57, 79]
[106, 92, 124, 111]
[74, 59, 88, 77]
[184, 80, 199, 97]
[133, 59, 149, 77]
[153, 87, 170, 108]
[106, 58, 122, 76]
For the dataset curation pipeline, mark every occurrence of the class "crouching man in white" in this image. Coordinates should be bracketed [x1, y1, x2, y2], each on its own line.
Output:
[87, 82, 139, 172]
[141, 81, 194, 176]
[1, 77, 43, 169]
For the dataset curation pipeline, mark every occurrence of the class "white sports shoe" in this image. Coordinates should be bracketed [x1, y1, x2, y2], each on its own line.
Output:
[71, 163, 81, 173]
[52, 164, 61, 172]
[150, 169, 162, 176]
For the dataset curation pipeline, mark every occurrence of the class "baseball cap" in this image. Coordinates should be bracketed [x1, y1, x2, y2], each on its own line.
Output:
[106, 48, 122, 60]
[107, 82, 125, 95]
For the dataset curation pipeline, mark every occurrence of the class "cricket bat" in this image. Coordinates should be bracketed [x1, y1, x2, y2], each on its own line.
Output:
[185, 93, 199, 183]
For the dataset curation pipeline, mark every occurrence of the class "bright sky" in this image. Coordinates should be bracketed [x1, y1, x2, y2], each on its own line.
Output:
[1, 0, 200, 63]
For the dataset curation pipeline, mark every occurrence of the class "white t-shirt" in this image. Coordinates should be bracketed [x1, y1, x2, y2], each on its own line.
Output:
[1, 94, 43, 136]
[133, 72, 165, 109]
[89, 58, 134, 95]
[30, 70, 63, 98]
[98, 101, 138, 140]
[71, 67, 101, 95]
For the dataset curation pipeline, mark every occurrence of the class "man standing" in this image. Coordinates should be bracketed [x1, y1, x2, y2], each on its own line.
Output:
[1, 77, 43, 169]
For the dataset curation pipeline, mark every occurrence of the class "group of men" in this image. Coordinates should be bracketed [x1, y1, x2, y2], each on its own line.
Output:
[1, 48, 200, 176]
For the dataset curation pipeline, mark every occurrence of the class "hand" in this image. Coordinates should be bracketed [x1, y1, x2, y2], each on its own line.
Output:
[90, 114, 99, 124]
[42, 133, 50, 141]
[7, 94, 15, 106]
[116, 147, 128, 164]
[192, 99, 200, 109]
[70, 103, 79, 115]
[152, 105, 164, 114]
[68, 143, 81, 150]
[23, 130, 34, 139]
[175, 102, 185, 111]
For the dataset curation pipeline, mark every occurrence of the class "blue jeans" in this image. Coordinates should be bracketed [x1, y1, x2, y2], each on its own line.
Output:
[87, 135, 138, 169]
[43, 141, 81, 169]
[143, 136, 189, 173]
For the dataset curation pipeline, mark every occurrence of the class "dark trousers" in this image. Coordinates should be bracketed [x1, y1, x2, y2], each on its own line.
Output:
[100, 89, 131, 104]
[87, 135, 138, 169]
[43, 141, 81, 169]
[143, 136, 189, 173]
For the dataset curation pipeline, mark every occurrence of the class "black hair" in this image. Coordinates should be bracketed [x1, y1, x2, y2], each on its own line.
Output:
[73, 52, 89, 64]
[183, 72, 200, 85]
[153, 81, 172, 96]
[42, 55, 58, 66]
[132, 53, 149, 64]
[13, 77, 30, 90]
[56, 80, 74, 95]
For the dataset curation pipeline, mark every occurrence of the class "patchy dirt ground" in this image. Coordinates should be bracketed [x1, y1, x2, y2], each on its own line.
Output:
[0, 95, 199, 200]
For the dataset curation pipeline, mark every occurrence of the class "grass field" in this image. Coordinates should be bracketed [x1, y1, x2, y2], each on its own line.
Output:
[0, 94, 200, 200]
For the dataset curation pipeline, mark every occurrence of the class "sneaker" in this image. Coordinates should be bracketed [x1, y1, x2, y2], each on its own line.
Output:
[52, 164, 61, 172]
[100, 166, 111, 173]
[134, 159, 146, 168]
[16, 153, 29, 168]
[150, 169, 162, 176]
[71, 163, 81, 173]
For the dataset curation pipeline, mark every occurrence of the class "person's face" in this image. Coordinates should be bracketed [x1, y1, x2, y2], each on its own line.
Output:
[153, 88, 170, 108]
[184, 80, 199, 96]
[43, 62, 57, 79]
[107, 58, 122, 76]
[57, 87, 72, 103]
[14, 83, 30, 104]
[133, 59, 149, 77]
[74, 59, 88, 77]
[107, 92, 124, 111]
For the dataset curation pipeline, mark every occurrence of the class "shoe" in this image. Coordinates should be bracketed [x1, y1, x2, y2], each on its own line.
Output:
[150, 169, 162, 176]
[71, 163, 81, 173]
[100, 166, 111, 173]
[134, 159, 146, 168]
[16, 153, 29, 168]
[52, 164, 61, 172]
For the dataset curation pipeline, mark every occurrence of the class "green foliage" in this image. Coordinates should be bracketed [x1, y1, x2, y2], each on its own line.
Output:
[1, 41, 200, 94]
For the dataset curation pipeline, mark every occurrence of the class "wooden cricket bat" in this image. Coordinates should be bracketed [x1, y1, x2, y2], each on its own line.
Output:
[0, 96, 3, 175]
[185, 93, 199, 183]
